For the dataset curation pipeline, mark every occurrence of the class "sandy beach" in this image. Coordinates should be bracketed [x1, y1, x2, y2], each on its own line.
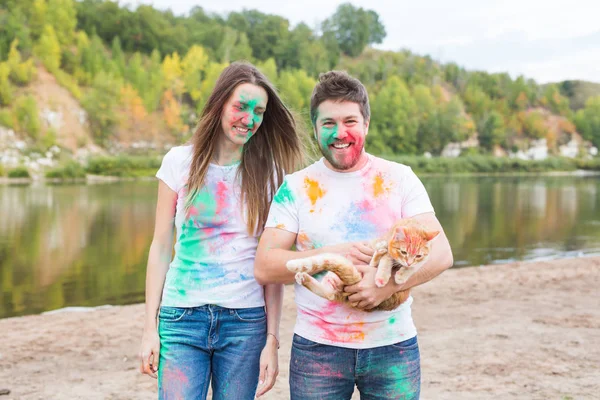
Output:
[1, 256, 598, 400]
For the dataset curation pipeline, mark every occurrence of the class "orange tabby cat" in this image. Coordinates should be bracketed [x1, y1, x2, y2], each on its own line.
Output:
[286, 218, 440, 311]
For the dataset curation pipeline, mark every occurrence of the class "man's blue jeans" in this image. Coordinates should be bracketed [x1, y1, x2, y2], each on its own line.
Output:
[157, 305, 266, 400]
[289, 333, 421, 399]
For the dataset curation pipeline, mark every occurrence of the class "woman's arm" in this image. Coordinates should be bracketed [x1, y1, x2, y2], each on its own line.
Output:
[256, 283, 283, 397]
[140, 181, 177, 378]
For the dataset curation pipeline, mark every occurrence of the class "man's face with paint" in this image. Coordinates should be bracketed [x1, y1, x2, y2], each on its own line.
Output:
[220, 83, 268, 147]
[315, 100, 369, 172]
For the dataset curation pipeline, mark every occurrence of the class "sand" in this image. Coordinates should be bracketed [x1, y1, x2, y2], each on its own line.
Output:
[1, 257, 599, 400]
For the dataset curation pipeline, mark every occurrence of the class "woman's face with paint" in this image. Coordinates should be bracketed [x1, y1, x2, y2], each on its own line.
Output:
[315, 100, 369, 171]
[220, 83, 268, 147]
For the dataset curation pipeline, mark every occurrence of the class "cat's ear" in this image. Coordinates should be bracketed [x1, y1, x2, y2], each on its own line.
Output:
[392, 225, 407, 240]
[424, 230, 440, 242]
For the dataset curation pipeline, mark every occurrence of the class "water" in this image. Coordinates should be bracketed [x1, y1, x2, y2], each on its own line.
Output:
[1, 175, 599, 318]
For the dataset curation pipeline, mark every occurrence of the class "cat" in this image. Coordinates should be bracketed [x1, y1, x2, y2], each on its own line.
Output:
[286, 218, 440, 311]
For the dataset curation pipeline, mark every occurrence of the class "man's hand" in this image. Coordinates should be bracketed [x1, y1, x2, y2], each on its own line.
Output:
[344, 265, 396, 310]
[327, 242, 374, 265]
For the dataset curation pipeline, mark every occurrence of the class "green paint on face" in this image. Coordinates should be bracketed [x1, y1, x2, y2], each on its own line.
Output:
[273, 179, 294, 204]
[237, 93, 265, 136]
[319, 124, 338, 146]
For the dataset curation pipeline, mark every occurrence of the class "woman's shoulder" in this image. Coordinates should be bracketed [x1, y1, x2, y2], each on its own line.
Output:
[161, 144, 193, 167]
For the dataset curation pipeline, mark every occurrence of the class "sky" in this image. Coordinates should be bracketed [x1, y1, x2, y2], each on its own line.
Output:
[126, 0, 600, 84]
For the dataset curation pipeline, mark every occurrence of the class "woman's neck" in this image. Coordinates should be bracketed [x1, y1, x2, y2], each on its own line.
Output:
[213, 139, 243, 166]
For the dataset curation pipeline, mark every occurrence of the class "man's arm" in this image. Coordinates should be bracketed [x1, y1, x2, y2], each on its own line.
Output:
[254, 228, 374, 285]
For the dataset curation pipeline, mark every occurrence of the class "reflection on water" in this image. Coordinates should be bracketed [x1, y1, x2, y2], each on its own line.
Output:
[425, 176, 600, 267]
[1, 176, 599, 318]
[0, 182, 156, 318]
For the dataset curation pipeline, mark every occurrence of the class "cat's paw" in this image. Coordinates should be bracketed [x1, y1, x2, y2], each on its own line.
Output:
[295, 272, 309, 285]
[286, 258, 311, 272]
[394, 270, 408, 285]
[375, 241, 387, 253]
[375, 274, 390, 288]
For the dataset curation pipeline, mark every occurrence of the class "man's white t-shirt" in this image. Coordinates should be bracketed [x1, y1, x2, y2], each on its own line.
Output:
[265, 154, 434, 349]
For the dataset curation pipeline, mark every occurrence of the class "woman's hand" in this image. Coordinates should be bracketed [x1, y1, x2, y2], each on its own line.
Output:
[139, 326, 160, 379]
[256, 335, 279, 397]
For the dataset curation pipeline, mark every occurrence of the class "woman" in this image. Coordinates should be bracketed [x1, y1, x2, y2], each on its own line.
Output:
[139, 61, 304, 399]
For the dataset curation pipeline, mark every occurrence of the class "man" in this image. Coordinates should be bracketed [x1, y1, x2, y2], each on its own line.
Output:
[254, 71, 453, 399]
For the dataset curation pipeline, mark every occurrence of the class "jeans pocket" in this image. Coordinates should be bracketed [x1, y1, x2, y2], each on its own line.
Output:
[391, 335, 419, 351]
[292, 334, 323, 350]
[158, 306, 188, 322]
[233, 306, 266, 322]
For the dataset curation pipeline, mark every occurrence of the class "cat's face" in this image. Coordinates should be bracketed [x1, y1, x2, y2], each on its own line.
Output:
[388, 226, 440, 267]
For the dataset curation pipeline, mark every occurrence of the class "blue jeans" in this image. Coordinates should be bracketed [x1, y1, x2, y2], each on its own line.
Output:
[290, 334, 420, 400]
[157, 305, 266, 400]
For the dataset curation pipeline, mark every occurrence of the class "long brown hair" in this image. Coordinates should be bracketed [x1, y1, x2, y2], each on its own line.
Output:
[186, 61, 305, 234]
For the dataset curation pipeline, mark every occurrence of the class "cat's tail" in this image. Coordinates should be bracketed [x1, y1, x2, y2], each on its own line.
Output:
[286, 253, 362, 285]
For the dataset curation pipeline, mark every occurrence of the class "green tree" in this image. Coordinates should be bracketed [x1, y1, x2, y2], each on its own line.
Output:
[181, 45, 209, 103]
[34, 25, 61, 72]
[368, 76, 418, 154]
[14, 95, 41, 139]
[46, 0, 77, 46]
[0, 7, 33, 60]
[227, 10, 290, 62]
[29, 0, 47, 39]
[256, 58, 278, 83]
[478, 111, 505, 151]
[0, 62, 13, 106]
[110, 36, 126, 77]
[322, 3, 386, 57]
[7, 40, 36, 85]
[574, 96, 600, 148]
[82, 72, 122, 143]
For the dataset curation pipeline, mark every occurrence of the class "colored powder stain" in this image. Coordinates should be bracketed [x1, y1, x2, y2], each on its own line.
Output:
[297, 231, 321, 251]
[388, 365, 416, 397]
[273, 179, 295, 204]
[275, 223, 285, 229]
[331, 201, 377, 242]
[215, 181, 229, 215]
[373, 173, 390, 198]
[389, 316, 397, 324]
[319, 125, 338, 148]
[303, 302, 366, 343]
[303, 177, 326, 212]
[401, 227, 427, 255]
[159, 363, 190, 399]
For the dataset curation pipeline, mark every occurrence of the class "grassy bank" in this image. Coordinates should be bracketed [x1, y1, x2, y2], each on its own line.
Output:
[384, 155, 600, 174]
[2, 155, 600, 182]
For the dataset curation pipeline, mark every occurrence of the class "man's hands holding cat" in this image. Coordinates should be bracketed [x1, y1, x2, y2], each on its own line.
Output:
[345, 266, 397, 311]
[326, 241, 374, 265]
[325, 241, 396, 310]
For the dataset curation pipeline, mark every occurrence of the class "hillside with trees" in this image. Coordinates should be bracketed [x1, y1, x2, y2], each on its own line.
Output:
[1, 0, 599, 172]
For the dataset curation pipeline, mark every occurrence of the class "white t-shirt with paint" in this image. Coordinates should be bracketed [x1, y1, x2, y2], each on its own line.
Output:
[265, 154, 434, 349]
[156, 145, 264, 309]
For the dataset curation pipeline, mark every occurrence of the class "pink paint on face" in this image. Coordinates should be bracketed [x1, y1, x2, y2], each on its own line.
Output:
[316, 100, 369, 172]
[220, 83, 268, 148]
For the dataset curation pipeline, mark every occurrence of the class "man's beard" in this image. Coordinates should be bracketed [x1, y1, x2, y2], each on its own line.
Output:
[319, 141, 365, 171]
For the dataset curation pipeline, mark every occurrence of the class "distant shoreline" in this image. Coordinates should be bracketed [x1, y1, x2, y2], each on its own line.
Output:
[2, 169, 600, 185]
